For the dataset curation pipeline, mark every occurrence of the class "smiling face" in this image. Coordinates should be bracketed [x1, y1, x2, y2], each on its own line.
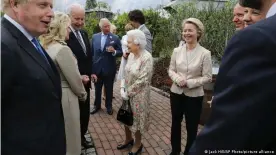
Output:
[243, 7, 266, 27]
[232, 4, 245, 30]
[70, 7, 85, 30]
[182, 23, 199, 44]
[11, 0, 54, 37]
[127, 36, 139, 54]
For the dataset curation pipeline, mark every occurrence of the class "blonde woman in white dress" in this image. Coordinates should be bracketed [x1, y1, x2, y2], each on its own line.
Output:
[40, 12, 88, 155]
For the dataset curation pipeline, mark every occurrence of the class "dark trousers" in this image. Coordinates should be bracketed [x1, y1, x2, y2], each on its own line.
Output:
[94, 73, 115, 111]
[170, 92, 203, 155]
[80, 86, 90, 142]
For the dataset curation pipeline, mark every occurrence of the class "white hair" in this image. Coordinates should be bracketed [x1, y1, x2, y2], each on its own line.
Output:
[127, 29, 147, 50]
[99, 18, 111, 28]
[67, 3, 85, 15]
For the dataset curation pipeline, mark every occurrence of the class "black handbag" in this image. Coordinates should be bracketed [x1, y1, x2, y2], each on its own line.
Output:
[117, 99, 133, 126]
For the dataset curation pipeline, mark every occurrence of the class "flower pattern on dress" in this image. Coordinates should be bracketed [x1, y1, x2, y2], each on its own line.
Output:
[124, 51, 153, 134]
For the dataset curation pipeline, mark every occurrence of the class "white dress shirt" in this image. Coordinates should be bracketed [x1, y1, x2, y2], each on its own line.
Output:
[266, 2, 276, 18]
[70, 26, 86, 47]
[4, 14, 35, 47]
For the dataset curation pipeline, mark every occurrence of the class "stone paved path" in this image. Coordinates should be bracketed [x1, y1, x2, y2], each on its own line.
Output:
[87, 82, 203, 155]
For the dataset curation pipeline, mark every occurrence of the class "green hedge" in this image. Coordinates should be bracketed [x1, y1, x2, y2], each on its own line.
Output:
[84, 1, 236, 61]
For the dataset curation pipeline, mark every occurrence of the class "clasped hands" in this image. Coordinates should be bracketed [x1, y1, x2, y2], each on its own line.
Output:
[176, 77, 187, 88]
[81, 74, 98, 85]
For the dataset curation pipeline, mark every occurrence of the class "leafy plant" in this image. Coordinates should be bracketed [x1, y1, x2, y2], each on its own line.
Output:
[85, 0, 97, 10]
[84, 12, 100, 39]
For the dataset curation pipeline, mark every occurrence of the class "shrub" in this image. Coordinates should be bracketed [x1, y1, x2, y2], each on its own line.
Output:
[84, 12, 100, 39]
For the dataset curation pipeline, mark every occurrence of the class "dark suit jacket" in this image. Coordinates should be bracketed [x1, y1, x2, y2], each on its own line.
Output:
[91, 32, 123, 76]
[190, 15, 276, 154]
[1, 18, 66, 155]
[66, 29, 92, 88]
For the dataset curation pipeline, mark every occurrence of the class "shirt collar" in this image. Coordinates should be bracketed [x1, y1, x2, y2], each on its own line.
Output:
[101, 32, 109, 36]
[266, 2, 276, 18]
[138, 24, 145, 30]
[4, 14, 34, 41]
[70, 26, 79, 34]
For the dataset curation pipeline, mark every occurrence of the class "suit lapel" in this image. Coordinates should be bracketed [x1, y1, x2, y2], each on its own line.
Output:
[104, 33, 111, 52]
[181, 44, 201, 65]
[104, 34, 109, 51]
[2, 18, 59, 89]
[17, 37, 60, 89]
[69, 28, 87, 56]
[99, 33, 105, 52]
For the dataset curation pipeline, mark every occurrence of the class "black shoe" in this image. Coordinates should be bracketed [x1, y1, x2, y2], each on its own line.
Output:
[128, 144, 143, 155]
[117, 139, 134, 150]
[90, 107, 100, 114]
[107, 109, 113, 115]
[81, 139, 92, 149]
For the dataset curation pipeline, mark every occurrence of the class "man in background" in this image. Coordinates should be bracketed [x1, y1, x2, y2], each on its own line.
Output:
[90, 18, 123, 115]
[66, 3, 97, 149]
[128, 9, 153, 53]
[232, 3, 246, 31]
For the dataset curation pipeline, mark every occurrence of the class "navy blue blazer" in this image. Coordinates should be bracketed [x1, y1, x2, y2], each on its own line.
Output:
[91, 32, 123, 76]
[190, 15, 276, 154]
[1, 18, 66, 155]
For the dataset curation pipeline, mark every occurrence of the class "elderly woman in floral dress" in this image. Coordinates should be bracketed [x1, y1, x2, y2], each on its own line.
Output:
[118, 29, 153, 155]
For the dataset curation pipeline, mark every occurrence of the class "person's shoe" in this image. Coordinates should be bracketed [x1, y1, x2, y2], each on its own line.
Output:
[128, 144, 143, 155]
[90, 107, 100, 115]
[107, 109, 113, 115]
[117, 139, 134, 150]
[81, 139, 92, 149]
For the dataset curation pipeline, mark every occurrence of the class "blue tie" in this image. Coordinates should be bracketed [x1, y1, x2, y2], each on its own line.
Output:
[31, 38, 49, 64]
[101, 35, 107, 51]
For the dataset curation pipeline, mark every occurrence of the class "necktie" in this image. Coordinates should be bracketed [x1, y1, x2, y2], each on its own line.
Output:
[101, 34, 107, 51]
[75, 30, 87, 55]
[31, 38, 49, 64]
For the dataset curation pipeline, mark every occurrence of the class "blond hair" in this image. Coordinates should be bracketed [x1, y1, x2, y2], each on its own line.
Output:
[2, 0, 28, 12]
[110, 24, 117, 33]
[124, 23, 134, 32]
[182, 18, 204, 41]
[40, 11, 71, 49]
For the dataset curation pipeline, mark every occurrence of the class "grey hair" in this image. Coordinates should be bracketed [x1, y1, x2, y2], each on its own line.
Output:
[127, 29, 147, 50]
[99, 18, 111, 28]
[67, 3, 85, 15]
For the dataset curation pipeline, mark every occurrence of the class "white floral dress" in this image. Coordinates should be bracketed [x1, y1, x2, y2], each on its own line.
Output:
[124, 50, 153, 134]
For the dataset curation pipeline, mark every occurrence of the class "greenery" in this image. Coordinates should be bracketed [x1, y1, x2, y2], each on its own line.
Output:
[84, 12, 100, 39]
[85, 0, 97, 10]
[165, 1, 236, 60]
[84, 0, 236, 61]
[96, 1, 111, 11]
[84, 1, 112, 38]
